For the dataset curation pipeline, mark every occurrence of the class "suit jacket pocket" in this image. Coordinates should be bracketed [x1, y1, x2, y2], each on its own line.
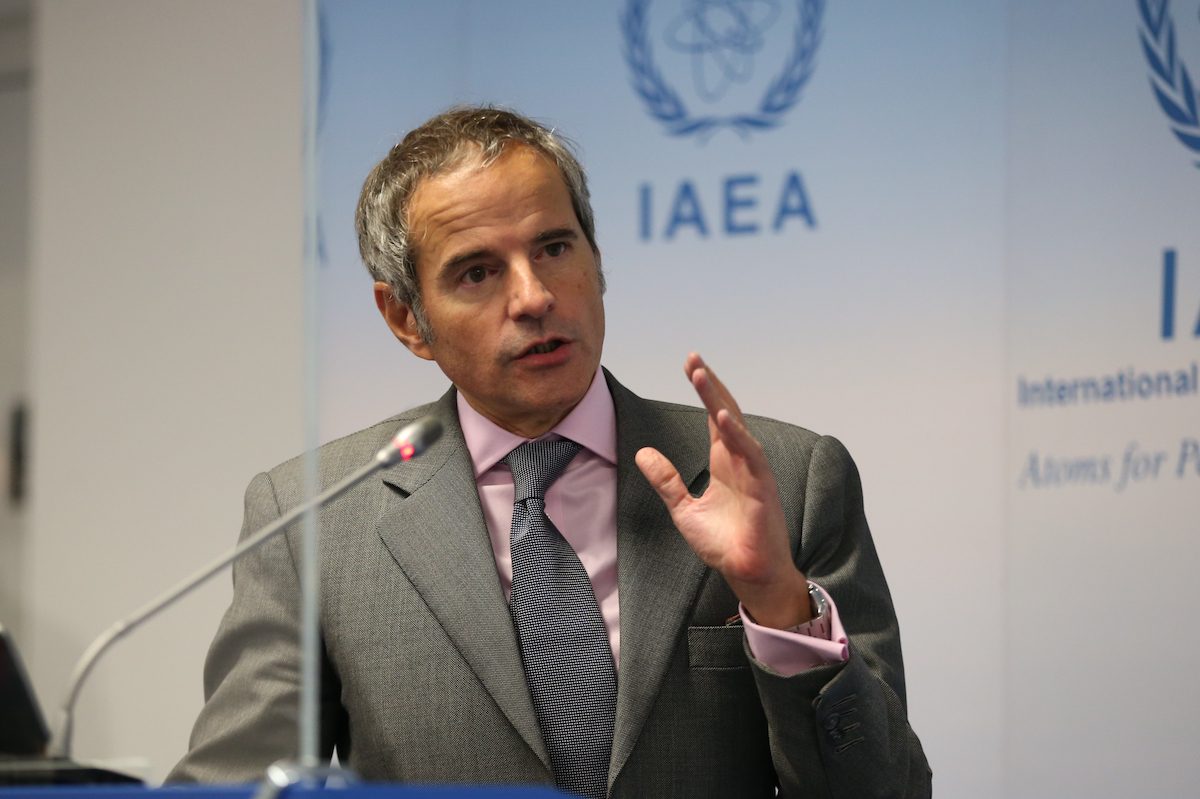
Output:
[687, 625, 750, 670]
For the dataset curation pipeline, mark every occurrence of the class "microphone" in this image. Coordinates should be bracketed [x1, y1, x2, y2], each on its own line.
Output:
[377, 416, 443, 465]
[46, 415, 444, 760]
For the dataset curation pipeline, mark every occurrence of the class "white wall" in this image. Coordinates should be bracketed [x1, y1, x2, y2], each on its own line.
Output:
[26, 0, 305, 783]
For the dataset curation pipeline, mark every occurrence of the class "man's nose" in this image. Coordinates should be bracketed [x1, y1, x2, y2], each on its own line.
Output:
[507, 262, 555, 319]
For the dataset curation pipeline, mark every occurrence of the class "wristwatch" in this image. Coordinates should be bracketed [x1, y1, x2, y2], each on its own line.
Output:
[784, 582, 831, 639]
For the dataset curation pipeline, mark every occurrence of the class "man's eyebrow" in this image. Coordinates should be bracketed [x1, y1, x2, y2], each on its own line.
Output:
[533, 228, 579, 244]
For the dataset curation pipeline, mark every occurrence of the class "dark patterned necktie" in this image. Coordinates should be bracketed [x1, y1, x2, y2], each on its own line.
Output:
[504, 438, 617, 799]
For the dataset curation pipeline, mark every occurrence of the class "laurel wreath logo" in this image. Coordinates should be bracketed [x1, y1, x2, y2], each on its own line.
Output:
[621, 0, 824, 139]
[1138, 0, 1200, 165]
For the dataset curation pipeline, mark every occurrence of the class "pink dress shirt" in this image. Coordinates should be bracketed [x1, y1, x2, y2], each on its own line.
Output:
[456, 369, 849, 677]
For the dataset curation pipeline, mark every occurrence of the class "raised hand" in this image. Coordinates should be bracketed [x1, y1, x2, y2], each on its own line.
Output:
[635, 353, 811, 629]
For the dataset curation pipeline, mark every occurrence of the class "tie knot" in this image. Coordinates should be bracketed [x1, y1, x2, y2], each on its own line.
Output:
[503, 437, 582, 502]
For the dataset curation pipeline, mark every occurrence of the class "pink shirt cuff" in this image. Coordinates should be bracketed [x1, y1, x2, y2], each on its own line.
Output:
[740, 582, 849, 677]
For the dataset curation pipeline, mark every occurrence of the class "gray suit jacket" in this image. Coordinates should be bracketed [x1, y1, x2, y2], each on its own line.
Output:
[171, 372, 930, 797]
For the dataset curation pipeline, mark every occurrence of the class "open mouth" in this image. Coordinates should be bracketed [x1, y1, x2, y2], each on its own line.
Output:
[522, 339, 566, 357]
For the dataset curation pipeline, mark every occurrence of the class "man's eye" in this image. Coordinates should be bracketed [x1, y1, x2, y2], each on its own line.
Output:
[463, 266, 488, 284]
[544, 242, 567, 257]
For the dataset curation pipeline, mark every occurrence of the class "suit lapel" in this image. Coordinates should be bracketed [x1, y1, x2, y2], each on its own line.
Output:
[605, 373, 711, 784]
[373, 390, 549, 771]
[369, 378, 712, 781]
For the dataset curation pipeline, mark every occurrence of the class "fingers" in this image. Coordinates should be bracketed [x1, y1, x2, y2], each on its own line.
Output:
[687, 353, 751, 453]
[635, 447, 692, 511]
[714, 408, 770, 472]
[684, 353, 769, 468]
[686, 353, 744, 423]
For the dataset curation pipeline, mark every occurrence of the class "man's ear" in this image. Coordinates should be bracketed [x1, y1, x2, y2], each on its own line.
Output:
[374, 281, 434, 360]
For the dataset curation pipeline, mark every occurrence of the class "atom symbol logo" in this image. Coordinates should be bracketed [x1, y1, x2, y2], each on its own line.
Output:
[622, 0, 824, 139]
[665, 0, 783, 103]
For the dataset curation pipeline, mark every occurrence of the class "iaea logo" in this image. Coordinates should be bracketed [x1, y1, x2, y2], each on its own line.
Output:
[621, 0, 824, 139]
[1138, 0, 1200, 166]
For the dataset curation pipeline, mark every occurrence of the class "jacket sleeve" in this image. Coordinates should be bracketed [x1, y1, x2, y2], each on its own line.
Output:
[750, 433, 932, 799]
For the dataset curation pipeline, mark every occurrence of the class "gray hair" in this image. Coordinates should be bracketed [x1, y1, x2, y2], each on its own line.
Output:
[355, 106, 602, 341]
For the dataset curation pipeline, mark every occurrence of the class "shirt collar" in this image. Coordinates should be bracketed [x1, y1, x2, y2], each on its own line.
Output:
[456, 367, 618, 477]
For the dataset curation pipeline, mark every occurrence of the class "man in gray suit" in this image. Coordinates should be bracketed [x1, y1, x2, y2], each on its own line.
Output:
[172, 107, 931, 797]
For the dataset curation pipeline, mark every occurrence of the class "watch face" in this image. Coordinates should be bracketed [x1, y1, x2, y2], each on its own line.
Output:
[808, 583, 828, 618]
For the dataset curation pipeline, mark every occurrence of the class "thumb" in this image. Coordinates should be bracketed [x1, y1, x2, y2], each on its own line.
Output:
[635, 447, 692, 512]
